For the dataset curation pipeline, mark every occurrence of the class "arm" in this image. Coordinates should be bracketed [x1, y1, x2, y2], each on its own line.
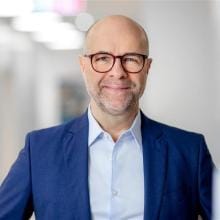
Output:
[0, 134, 33, 220]
[198, 136, 214, 220]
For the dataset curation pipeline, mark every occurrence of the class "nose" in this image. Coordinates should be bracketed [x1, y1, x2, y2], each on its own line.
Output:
[108, 58, 128, 79]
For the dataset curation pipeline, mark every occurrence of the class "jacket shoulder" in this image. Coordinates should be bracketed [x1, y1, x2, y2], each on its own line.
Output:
[145, 116, 204, 140]
[29, 112, 88, 138]
[26, 112, 88, 151]
[141, 114, 205, 150]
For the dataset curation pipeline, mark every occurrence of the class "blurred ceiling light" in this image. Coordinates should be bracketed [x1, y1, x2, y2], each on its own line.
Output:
[0, 0, 86, 17]
[75, 12, 94, 32]
[53, 0, 86, 16]
[33, 22, 84, 50]
[46, 39, 83, 50]
[11, 12, 61, 32]
[33, 22, 73, 41]
[0, 0, 33, 17]
[33, 0, 54, 12]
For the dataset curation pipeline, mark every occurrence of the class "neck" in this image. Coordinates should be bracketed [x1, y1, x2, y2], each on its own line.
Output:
[90, 102, 139, 142]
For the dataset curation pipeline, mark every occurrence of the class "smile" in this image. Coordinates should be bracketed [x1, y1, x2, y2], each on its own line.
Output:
[102, 83, 131, 89]
[104, 86, 130, 89]
[102, 86, 131, 94]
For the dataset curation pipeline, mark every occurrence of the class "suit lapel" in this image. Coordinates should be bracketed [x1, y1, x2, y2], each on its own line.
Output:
[141, 113, 168, 220]
[63, 112, 91, 220]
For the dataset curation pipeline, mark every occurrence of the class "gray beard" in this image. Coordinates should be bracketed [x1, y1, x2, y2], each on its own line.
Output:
[93, 91, 139, 116]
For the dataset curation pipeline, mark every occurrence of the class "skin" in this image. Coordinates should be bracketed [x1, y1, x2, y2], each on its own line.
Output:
[79, 15, 152, 141]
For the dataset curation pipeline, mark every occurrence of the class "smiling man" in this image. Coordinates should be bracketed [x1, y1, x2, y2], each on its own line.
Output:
[80, 16, 151, 141]
[0, 15, 213, 220]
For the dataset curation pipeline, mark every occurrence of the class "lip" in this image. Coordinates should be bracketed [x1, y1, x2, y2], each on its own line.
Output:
[104, 86, 129, 90]
[102, 84, 130, 90]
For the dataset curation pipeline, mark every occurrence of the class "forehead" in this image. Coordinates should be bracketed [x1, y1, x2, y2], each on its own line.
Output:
[85, 18, 148, 54]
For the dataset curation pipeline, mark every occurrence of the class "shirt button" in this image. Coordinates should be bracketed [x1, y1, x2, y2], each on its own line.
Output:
[112, 189, 118, 197]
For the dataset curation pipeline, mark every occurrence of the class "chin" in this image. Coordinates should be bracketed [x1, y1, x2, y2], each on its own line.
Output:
[91, 92, 138, 115]
[100, 101, 135, 116]
[103, 108, 128, 116]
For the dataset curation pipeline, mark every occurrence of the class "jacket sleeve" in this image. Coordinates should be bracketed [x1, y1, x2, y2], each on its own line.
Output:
[198, 135, 214, 220]
[0, 133, 33, 220]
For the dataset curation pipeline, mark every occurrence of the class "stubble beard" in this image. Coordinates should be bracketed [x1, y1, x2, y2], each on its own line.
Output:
[89, 86, 140, 116]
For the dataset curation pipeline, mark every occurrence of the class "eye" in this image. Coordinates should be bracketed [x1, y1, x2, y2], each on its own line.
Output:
[123, 55, 141, 64]
[124, 57, 137, 62]
[94, 54, 112, 63]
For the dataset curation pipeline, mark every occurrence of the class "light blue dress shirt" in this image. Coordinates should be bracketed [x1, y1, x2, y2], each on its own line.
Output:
[88, 107, 144, 220]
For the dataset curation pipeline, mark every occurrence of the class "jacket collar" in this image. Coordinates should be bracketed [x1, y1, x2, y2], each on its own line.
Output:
[63, 110, 91, 219]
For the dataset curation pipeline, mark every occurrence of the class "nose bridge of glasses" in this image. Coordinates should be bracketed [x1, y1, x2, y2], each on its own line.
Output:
[112, 55, 127, 72]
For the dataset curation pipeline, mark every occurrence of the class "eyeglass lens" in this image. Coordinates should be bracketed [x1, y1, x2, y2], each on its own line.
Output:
[91, 53, 145, 73]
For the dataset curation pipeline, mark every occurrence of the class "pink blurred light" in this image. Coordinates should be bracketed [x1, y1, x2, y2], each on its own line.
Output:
[53, 0, 86, 15]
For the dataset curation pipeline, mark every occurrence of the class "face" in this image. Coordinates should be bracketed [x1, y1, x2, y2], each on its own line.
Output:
[80, 17, 152, 116]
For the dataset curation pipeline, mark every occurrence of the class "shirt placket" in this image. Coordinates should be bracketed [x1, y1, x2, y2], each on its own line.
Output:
[109, 135, 126, 220]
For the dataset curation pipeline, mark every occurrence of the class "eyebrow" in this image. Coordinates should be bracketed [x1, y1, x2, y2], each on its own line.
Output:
[92, 50, 111, 54]
[87, 51, 147, 55]
[84, 50, 108, 55]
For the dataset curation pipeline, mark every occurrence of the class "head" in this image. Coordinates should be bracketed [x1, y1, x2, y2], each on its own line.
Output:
[79, 15, 152, 116]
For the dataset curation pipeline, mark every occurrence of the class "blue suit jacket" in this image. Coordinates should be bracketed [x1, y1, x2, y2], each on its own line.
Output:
[0, 111, 213, 220]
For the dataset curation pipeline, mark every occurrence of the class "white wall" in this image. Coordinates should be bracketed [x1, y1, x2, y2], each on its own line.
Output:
[139, 1, 219, 165]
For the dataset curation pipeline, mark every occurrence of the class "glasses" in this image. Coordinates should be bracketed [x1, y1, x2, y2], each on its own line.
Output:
[84, 52, 148, 73]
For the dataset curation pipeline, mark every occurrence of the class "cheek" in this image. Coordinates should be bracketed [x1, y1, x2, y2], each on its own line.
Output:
[141, 74, 147, 87]
[83, 71, 103, 90]
[131, 74, 147, 90]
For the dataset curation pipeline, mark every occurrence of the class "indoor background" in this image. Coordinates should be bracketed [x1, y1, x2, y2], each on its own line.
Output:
[0, 0, 219, 218]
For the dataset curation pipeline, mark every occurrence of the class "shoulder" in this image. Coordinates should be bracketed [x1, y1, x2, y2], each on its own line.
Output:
[152, 119, 203, 141]
[26, 111, 88, 148]
[141, 113, 206, 150]
[141, 114, 212, 170]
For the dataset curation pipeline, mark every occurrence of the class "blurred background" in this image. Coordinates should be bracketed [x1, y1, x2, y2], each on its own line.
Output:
[0, 0, 219, 196]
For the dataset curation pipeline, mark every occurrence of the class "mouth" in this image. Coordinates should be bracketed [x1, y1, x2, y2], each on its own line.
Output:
[102, 82, 131, 89]
[102, 85, 131, 94]
[103, 85, 130, 90]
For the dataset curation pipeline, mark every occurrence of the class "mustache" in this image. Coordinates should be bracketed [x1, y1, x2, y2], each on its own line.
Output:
[100, 80, 133, 88]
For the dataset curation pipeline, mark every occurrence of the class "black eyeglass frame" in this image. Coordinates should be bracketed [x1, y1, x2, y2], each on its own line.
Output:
[84, 52, 149, 73]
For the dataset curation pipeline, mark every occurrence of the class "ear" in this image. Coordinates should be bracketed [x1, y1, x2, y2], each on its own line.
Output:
[79, 55, 86, 74]
[146, 58, 152, 73]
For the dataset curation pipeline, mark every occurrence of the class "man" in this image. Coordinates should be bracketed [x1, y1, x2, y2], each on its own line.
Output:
[0, 15, 213, 220]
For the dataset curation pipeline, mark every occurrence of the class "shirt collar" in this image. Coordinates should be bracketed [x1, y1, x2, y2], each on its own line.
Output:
[129, 110, 142, 148]
[88, 106, 142, 147]
[88, 106, 104, 146]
